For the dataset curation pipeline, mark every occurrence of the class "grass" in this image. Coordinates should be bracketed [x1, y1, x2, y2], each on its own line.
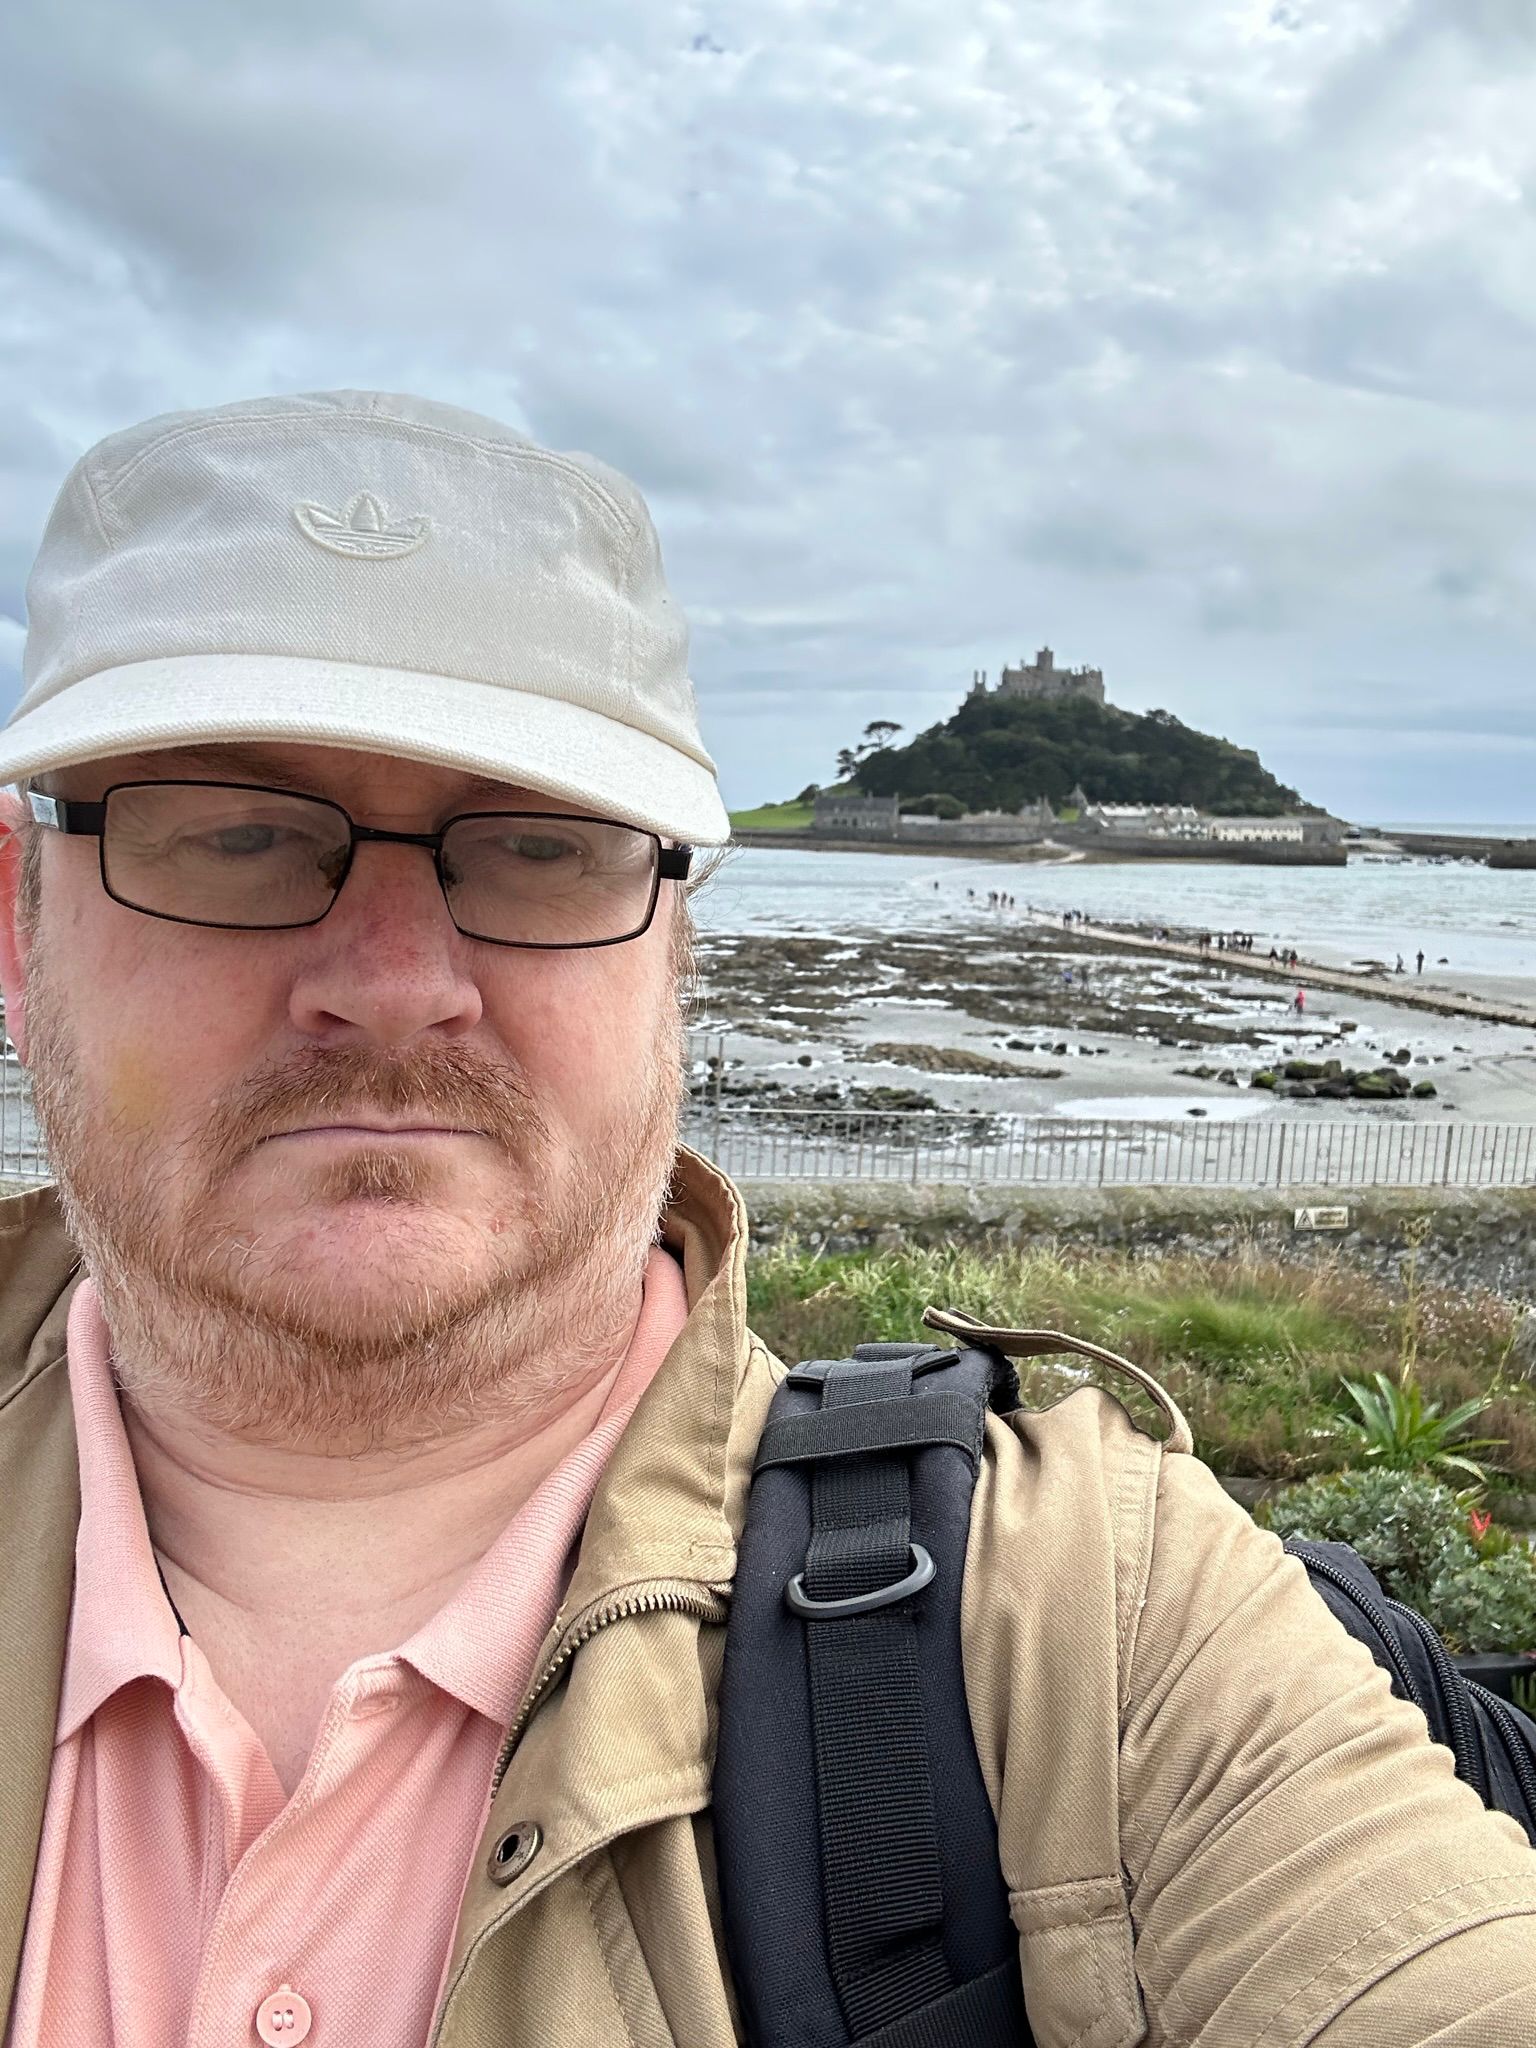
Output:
[729, 800, 816, 830]
[746, 1238, 1536, 1495]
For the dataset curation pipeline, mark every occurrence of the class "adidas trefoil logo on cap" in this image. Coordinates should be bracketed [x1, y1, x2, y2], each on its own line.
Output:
[293, 491, 430, 559]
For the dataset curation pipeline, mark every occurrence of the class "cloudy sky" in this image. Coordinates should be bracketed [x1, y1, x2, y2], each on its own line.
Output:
[4, 0, 1536, 823]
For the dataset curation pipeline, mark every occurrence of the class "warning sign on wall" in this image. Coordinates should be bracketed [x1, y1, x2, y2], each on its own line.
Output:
[1293, 1206, 1350, 1231]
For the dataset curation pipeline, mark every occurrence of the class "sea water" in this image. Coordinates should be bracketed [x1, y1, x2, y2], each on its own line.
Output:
[695, 846, 1536, 988]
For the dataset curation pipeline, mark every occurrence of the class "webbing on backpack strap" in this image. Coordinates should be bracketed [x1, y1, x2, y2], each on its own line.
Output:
[853, 1963, 1026, 2048]
[715, 1340, 1031, 2048]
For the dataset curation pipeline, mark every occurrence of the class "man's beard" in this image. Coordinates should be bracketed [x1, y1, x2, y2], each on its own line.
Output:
[26, 940, 686, 1452]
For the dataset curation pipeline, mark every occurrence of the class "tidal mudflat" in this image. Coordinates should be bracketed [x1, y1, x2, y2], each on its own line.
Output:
[690, 918, 1536, 1127]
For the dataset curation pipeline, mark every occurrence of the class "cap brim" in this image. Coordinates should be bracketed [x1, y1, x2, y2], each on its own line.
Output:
[0, 653, 731, 847]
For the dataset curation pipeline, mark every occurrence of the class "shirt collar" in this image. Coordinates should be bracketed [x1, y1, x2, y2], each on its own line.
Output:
[399, 1243, 690, 1722]
[58, 1247, 694, 1740]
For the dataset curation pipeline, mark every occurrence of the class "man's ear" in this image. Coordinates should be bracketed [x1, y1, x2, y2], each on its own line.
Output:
[0, 791, 35, 1064]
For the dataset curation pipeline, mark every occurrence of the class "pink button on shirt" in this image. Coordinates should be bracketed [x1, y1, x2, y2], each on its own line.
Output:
[9, 1256, 689, 2048]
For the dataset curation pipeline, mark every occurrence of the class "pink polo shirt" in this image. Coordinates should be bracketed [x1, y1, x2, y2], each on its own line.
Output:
[9, 1255, 689, 2048]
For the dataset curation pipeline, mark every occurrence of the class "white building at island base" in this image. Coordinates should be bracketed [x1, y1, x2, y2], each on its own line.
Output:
[898, 806, 1053, 843]
[810, 793, 902, 836]
[1082, 802, 1203, 837]
[1206, 817, 1307, 845]
[800, 795, 1337, 846]
[1079, 804, 1336, 846]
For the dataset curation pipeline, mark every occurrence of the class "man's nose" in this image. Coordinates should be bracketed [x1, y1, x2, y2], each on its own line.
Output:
[286, 841, 484, 1045]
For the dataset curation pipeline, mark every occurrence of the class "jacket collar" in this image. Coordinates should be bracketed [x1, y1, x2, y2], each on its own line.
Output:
[0, 1186, 84, 2019]
[553, 1145, 760, 1615]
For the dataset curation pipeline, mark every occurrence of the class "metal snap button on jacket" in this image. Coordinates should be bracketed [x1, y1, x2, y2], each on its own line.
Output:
[487, 1821, 542, 1886]
[255, 1984, 312, 2043]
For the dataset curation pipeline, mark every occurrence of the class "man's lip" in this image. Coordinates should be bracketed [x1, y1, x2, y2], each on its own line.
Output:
[264, 1122, 488, 1141]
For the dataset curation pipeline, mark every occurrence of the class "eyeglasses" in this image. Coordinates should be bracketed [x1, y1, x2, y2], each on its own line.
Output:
[28, 781, 694, 949]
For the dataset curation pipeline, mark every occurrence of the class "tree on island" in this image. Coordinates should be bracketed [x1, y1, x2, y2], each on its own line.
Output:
[900, 791, 965, 819]
[835, 720, 903, 783]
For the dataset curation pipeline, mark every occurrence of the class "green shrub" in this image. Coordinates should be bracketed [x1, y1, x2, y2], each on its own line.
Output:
[1262, 1469, 1474, 1594]
[1166, 1367, 1338, 1480]
[1423, 1552, 1536, 1655]
[1262, 1468, 1536, 1653]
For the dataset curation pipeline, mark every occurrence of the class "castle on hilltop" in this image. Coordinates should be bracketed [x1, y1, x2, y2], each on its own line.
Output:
[968, 645, 1106, 707]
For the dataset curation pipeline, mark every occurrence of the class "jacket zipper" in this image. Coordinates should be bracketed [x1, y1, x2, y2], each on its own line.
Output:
[492, 1580, 731, 1792]
[427, 1582, 731, 2048]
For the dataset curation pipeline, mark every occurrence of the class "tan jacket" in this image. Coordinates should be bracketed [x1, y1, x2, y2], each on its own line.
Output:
[1, 1158, 1533, 2046]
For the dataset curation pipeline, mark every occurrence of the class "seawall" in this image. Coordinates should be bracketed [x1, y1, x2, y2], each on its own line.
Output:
[742, 1182, 1536, 1299]
[1057, 833, 1346, 866]
[1390, 831, 1535, 868]
[730, 828, 1347, 865]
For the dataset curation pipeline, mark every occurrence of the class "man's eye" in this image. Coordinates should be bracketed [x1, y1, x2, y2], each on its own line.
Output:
[510, 834, 577, 862]
[482, 831, 583, 865]
[201, 825, 284, 856]
[180, 823, 315, 860]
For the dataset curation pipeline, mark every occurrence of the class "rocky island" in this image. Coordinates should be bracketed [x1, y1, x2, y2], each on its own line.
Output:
[735, 646, 1343, 863]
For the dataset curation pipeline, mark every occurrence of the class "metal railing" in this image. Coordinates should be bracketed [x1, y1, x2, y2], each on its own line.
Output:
[6, 1056, 1534, 1192]
[679, 1107, 1536, 1189]
[0, 1051, 47, 1184]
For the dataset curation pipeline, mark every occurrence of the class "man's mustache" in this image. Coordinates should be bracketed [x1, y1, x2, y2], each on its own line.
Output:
[198, 1044, 550, 1163]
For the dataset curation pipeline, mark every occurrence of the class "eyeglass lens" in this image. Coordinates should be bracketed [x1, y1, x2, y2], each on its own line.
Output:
[100, 784, 663, 945]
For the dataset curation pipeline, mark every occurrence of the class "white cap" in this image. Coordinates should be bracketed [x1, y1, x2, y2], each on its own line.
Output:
[3, 390, 730, 846]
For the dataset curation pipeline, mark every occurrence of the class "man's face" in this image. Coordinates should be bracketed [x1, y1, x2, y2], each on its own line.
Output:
[0, 741, 688, 1441]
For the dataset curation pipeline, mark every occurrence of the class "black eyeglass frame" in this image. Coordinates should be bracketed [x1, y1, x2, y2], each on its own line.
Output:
[28, 780, 695, 950]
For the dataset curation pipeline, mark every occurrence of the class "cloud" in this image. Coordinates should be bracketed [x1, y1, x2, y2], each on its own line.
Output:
[4, 0, 1536, 819]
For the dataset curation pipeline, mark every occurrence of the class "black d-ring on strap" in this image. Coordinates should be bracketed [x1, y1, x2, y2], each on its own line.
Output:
[786, 1543, 935, 1619]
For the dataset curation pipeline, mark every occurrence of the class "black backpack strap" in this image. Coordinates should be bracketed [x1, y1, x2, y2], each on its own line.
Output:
[715, 1341, 1032, 2047]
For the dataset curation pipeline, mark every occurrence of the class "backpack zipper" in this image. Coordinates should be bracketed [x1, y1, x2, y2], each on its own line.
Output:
[1381, 1596, 1490, 1804]
[492, 1580, 731, 1792]
[1464, 1679, 1536, 1824]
